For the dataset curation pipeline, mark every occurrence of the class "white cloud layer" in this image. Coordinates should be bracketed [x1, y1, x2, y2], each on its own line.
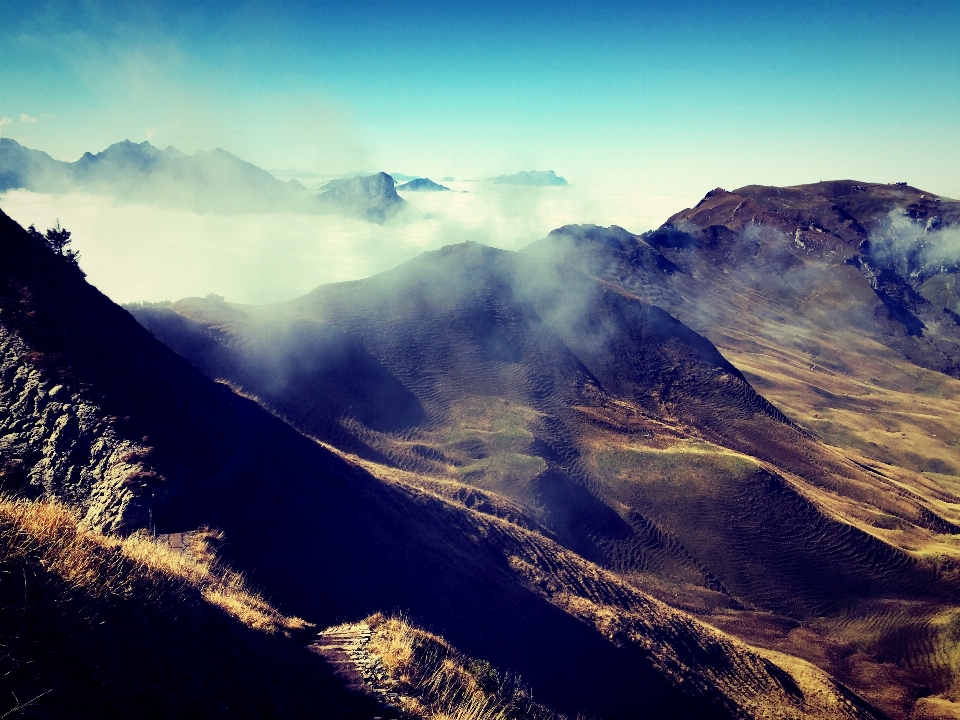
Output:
[0, 182, 687, 305]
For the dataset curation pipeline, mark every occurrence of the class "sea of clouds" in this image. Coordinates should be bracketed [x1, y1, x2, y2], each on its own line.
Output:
[0, 180, 689, 305]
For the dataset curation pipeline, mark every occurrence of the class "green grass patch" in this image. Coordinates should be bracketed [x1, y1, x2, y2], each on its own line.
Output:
[594, 441, 759, 495]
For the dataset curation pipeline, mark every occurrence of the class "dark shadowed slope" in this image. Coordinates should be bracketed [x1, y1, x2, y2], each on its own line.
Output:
[0, 208, 877, 719]
[0, 498, 388, 720]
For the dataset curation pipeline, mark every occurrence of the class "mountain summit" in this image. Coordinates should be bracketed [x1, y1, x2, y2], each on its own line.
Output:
[396, 177, 450, 192]
[316, 172, 405, 222]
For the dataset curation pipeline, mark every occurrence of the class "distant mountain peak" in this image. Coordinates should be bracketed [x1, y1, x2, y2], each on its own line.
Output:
[316, 172, 405, 223]
[488, 170, 568, 186]
[397, 177, 450, 192]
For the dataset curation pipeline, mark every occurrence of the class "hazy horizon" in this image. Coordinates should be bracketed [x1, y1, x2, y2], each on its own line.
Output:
[3, 0, 959, 303]
[3, 1, 959, 199]
[0, 173, 692, 304]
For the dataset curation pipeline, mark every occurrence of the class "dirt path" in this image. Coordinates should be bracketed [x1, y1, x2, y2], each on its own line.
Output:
[309, 622, 404, 717]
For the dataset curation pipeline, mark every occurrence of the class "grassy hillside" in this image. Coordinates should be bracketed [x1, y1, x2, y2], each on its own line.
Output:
[0, 496, 385, 719]
[0, 469, 881, 720]
[363, 613, 563, 720]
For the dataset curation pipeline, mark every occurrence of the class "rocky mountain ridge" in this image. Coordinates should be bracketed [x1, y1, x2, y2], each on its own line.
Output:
[489, 169, 569, 186]
[396, 177, 450, 192]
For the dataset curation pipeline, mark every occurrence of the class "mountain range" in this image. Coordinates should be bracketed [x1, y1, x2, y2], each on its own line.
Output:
[0, 139, 405, 222]
[0, 204, 869, 719]
[3, 178, 960, 718]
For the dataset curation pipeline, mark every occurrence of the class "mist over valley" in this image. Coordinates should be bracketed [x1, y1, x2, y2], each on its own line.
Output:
[0, 140, 674, 304]
[3, 2, 960, 719]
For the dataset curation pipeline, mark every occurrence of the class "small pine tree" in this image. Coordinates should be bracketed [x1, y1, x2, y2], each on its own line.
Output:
[27, 221, 82, 273]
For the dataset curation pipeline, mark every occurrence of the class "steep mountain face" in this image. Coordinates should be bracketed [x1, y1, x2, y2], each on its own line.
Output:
[131, 185, 960, 718]
[0, 209, 878, 719]
[659, 181, 960, 374]
[317, 172, 405, 222]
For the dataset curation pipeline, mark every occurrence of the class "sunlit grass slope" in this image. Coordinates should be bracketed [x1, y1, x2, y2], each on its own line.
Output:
[365, 613, 563, 720]
[0, 496, 382, 720]
[345, 449, 883, 720]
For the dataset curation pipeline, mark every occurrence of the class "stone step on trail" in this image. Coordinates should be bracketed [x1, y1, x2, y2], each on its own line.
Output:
[309, 622, 403, 718]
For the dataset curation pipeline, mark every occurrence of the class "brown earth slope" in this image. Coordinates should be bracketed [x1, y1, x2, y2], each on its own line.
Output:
[0, 207, 881, 718]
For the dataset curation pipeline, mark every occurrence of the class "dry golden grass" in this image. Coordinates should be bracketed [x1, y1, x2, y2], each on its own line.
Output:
[337, 396, 551, 508]
[328, 435, 881, 719]
[338, 386, 960, 719]
[720, 324, 960, 480]
[0, 494, 399, 719]
[0, 495, 308, 635]
[364, 613, 563, 720]
[913, 696, 960, 719]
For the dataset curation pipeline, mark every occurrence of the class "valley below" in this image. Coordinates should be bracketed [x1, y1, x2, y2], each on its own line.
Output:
[3, 178, 960, 719]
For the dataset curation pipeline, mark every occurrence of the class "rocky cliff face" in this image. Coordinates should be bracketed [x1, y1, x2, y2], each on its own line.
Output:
[0, 328, 158, 532]
[0, 213, 178, 532]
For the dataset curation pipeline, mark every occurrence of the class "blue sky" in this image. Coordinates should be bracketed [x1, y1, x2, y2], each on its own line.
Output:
[2, 0, 959, 198]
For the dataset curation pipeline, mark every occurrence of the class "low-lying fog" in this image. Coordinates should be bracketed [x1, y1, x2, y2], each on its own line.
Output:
[0, 181, 687, 305]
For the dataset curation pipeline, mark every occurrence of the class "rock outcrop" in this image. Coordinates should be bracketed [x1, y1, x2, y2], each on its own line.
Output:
[0, 329, 159, 531]
[317, 172, 406, 222]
